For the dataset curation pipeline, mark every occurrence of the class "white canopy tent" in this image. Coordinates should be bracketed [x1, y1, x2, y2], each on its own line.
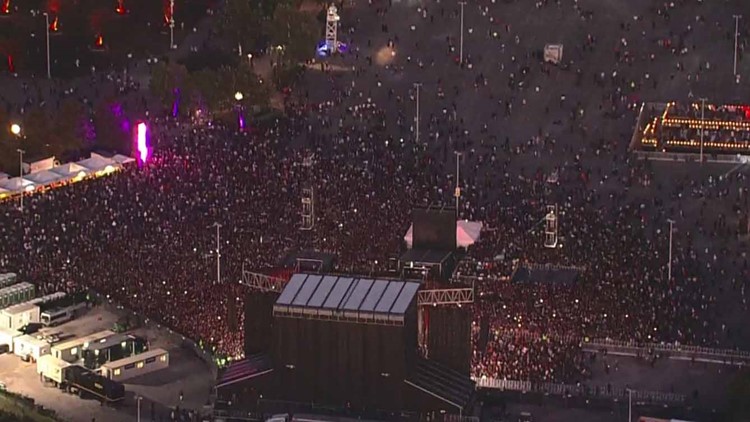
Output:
[0, 172, 9, 181]
[50, 163, 89, 181]
[25, 170, 63, 185]
[112, 154, 136, 165]
[77, 155, 118, 172]
[0, 177, 35, 193]
[403, 220, 483, 249]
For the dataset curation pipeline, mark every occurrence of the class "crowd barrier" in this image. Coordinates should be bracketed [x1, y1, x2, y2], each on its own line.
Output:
[633, 149, 749, 164]
[473, 377, 685, 405]
[583, 338, 750, 364]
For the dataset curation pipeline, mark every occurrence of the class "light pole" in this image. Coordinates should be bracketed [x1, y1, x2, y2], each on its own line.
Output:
[17, 149, 24, 212]
[734, 15, 742, 76]
[458, 2, 466, 65]
[136, 395, 142, 422]
[43, 13, 51, 79]
[213, 223, 222, 285]
[627, 388, 633, 422]
[413, 82, 422, 144]
[667, 219, 675, 281]
[169, 0, 175, 50]
[454, 151, 462, 216]
[699, 97, 707, 164]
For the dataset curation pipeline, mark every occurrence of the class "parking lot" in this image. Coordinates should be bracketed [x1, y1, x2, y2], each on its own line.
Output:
[0, 304, 215, 421]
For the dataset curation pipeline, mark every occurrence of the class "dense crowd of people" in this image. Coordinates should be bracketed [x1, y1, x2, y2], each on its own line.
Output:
[0, 0, 747, 390]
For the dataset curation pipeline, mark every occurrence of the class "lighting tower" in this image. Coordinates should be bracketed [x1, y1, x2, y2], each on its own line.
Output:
[325, 4, 340, 53]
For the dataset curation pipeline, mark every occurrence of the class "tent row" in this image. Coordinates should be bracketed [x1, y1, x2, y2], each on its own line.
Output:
[0, 154, 135, 198]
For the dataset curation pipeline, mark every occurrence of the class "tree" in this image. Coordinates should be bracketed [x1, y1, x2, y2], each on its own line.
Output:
[188, 66, 270, 114]
[221, 0, 265, 49]
[267, 4, 319, 67]
[149, 61, 193, 115]
[92, 100, 131, 154]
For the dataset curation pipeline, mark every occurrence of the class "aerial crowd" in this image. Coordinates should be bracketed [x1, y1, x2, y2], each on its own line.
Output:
[0, 0, 748, 385]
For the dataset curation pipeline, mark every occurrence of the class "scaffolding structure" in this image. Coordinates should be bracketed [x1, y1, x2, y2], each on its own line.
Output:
[544, 204, 558, 248]
[325, 4, 340, 53]
[240, 269, 288, 293]
[417, 286, 474, 358]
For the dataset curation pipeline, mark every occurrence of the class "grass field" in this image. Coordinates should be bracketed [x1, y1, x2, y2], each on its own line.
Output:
[0, 390, 63, 422]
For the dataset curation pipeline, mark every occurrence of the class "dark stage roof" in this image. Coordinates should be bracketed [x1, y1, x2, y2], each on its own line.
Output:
[400, 248, 453, 265]
[273, 273, 420, 325]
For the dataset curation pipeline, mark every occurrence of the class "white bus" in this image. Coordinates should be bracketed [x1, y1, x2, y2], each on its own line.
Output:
[41, 302, 87, 327]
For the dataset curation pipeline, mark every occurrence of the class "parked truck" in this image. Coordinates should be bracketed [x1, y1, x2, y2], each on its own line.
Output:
[37, 355, 125, 405]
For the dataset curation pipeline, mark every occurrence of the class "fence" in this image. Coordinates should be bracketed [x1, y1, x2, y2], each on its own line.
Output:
[582, 338, 750, 365]
[473, 377, 685, 405]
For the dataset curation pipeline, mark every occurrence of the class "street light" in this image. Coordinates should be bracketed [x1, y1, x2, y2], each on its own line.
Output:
[234, 91, 243, 101]
[17, 148, 24, 212]
[458, 1, 466, 65]
[667, 219, 675, 281]
[413, 82, 421, 144]
[42, 13, 51, 79]
[10, 123, 20, 136]
[734, 15, 742, 76]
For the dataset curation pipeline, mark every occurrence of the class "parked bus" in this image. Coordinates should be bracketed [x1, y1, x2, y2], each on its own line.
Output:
[41, 301, 87, 327]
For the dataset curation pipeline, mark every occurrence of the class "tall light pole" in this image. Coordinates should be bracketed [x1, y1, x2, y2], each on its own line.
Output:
[454, 151, 462, 217]
[413, 82, 422, 144]
[627, 388, 633, 422]
[458, 2, 466, 65]
[169, 0, 175, 50]
[213, 223, 222, 285]
[17, 149, 24, 212]
[43, 13, 51, 79]
[734, 15, 742, 76]
[667, 219, 675, 281]
[136, 395, 142, 422]
[699, 97, 707, 164]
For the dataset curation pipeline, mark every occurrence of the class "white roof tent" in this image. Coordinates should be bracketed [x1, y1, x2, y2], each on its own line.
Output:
[273, 274, 420, 326]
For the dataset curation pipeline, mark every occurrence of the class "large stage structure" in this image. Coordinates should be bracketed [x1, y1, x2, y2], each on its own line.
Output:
[225, 272, 476, 417]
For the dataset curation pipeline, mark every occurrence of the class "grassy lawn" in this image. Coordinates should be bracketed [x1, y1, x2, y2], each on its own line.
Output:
[0, 391, 63, 422]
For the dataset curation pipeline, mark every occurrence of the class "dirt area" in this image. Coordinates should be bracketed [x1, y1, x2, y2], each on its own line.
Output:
[0, 305, 215, 422]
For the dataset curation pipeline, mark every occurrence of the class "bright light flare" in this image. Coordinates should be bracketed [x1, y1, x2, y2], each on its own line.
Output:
[94, 35, 104, 48]
[49, 16, 59, 32]
[115, 0, 127, 15]
[135, 122, 150, 164]
[1, 0, 10, 15]
[10, 123, 20, 135]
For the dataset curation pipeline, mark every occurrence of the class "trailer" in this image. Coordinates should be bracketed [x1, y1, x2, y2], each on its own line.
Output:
[64, 365, 125, 405]
[0, 327, 20, 353]
[37, 354, 71, 387]
[13, 334, 51, 362]
[51, 330, 115, 363]
[100, 348, 169, 381]
[81, 333, 143, 370]
[0, 303, 41, 331]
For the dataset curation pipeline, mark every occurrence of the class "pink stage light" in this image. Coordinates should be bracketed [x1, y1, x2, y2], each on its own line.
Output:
[136, 122, 150, 163]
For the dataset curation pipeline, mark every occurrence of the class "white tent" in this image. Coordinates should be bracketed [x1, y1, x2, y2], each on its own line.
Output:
[25, 170, 63, 185]
[112, 154, 136, 165]
[0, 172, 9, 181]
[50, 163, 89, 181]
[77, 155, 117, 172]
[403, 220, 483, 249]
[0, 177, 35, 193]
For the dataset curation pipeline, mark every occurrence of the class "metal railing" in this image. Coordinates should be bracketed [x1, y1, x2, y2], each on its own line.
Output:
[583, 338, 750, 364]
[473, 377, 685, 405]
